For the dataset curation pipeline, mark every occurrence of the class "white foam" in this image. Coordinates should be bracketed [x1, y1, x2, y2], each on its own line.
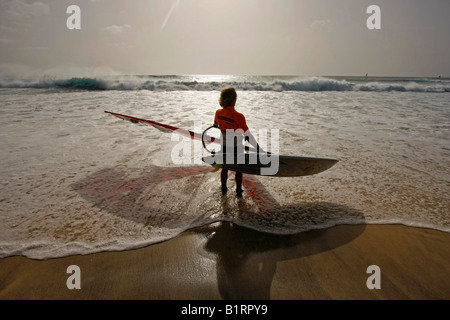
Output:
[1, 75, 449, 92]
[0, 81, 448, 259]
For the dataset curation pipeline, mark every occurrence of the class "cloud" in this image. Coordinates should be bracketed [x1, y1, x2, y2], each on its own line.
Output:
[0, 0, 50, 42]
[1, 0, 50, 23]
[102, 24, 133, 50]
[309, 19, 332, 32]
[104, 24, 132, 36]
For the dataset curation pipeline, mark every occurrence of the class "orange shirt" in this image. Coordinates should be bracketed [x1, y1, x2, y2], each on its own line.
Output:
[214, 107, 249, 132]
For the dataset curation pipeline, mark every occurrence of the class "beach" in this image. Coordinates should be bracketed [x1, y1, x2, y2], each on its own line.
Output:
[0, 76, 449, 301]
[1, 223, 449, 300]
[1, 0, 449, 304]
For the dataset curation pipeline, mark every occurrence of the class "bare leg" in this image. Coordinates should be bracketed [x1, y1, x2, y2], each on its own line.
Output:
[221, 169, 228, 192]
[235, 172, 243, 197]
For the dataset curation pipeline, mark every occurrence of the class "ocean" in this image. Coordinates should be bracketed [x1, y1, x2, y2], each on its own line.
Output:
[0, 75, 449, 259]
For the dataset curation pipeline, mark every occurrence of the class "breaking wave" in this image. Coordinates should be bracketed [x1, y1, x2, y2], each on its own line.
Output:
[1, 75, 449, 93]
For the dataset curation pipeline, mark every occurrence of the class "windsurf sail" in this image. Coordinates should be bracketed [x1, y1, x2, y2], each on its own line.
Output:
[104, 111, 338, 177]
[104, 111, 219, 144]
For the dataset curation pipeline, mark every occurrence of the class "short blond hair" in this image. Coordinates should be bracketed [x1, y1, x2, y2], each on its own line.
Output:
[219, 87, 237, 107]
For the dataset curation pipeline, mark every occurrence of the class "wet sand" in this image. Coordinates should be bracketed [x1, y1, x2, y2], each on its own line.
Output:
[0, 223, 449, 300]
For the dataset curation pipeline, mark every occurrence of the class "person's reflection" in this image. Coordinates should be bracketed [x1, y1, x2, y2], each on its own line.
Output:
[204, 222, 277, 300]
[207, 176, 293, 299]
[203, 173, 366, 299]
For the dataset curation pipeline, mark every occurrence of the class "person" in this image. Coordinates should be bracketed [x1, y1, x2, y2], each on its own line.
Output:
[214, 87, 261, 197]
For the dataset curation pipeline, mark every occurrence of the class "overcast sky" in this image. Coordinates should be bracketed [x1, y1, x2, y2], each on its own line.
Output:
[0, 0, 449, 77]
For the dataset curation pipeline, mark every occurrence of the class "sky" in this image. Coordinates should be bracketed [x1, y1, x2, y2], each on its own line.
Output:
[0, 0, 449, 77]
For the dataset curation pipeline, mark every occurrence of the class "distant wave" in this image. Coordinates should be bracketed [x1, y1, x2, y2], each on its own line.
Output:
[1, 76, 449, 93]
[0, 77, 109, 90]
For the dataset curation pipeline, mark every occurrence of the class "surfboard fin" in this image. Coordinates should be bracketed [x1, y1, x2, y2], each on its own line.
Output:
[210, 164, 222, 172]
